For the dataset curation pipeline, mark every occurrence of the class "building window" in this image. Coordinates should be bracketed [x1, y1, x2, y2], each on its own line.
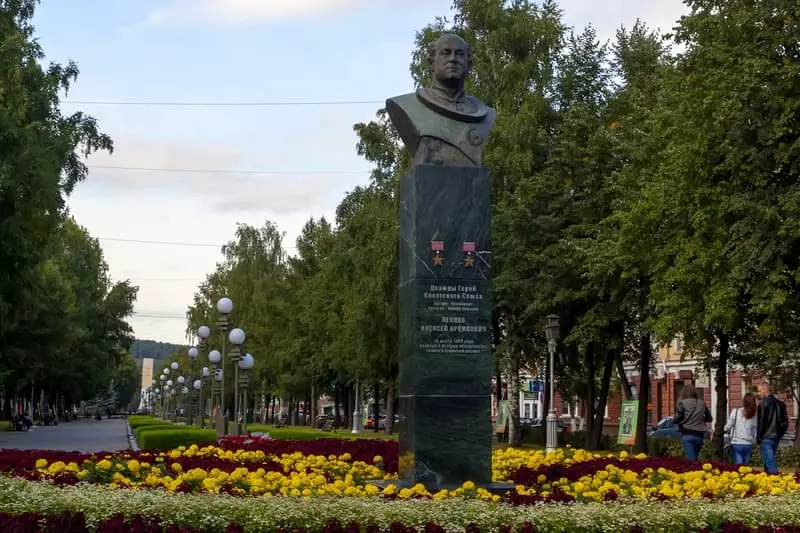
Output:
[562, 400, 570, 416]
[674, 336, 683, 353]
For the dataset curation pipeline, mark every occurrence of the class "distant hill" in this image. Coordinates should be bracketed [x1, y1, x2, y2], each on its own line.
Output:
[131, 339, 184, 360]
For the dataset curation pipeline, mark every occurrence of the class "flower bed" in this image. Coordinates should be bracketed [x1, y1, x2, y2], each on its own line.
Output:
[3, 441, 799, 503]
[3, 477, 800, 532]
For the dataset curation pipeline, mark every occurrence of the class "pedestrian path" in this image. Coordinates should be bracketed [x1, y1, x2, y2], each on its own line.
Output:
[0, 418, 129, 452]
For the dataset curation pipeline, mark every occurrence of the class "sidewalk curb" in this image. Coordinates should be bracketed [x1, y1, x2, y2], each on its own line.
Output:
[125, 418, 140, 452]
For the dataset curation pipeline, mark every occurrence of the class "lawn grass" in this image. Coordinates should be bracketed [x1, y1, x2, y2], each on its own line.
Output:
[243, 424, 397, 441]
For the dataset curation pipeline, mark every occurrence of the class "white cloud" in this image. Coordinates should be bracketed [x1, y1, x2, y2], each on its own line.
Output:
[146, 0, 364, 26]
[84, 136, 369, 215]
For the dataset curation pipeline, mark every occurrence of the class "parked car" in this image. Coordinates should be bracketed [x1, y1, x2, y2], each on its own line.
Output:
[520, 417, 571, 432]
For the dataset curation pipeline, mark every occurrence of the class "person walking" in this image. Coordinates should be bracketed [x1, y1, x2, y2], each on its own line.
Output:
[756, 381, 788, 474]
[724, 393, 758, 465]
[674, 384, 713, 461]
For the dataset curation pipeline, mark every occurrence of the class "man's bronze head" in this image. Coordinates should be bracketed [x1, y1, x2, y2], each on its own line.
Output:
[428, 33, 472, 89]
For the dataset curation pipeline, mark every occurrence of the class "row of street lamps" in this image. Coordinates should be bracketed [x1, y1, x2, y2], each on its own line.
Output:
[142, 305, 561, 453]
[143, 297, 256, 436]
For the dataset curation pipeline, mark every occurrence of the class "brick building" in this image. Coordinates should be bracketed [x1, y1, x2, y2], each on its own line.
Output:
[492, 337, 798, 435]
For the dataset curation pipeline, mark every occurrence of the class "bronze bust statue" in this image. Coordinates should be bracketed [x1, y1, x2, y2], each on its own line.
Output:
[386, 33, 496, 167]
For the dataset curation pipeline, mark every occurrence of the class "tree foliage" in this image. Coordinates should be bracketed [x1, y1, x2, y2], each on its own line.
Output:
[0, 0, 136, 416]
[185, 0, 800, 450]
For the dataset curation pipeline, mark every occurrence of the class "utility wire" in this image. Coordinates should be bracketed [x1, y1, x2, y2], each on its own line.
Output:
[99, 236, 298, 250]
[89, 165, 369, 175]
[63, 99, 383, 107]
[99, 237, 220, 248]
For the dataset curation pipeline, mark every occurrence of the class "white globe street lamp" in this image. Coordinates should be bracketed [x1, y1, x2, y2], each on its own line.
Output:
[216, 297, 233, 315]
[228, 328, 246, 345]
[188, 347, 199, 359]
[208, 350, 221, 364]
[238, 353, 254, 370]
[193, 379, 202, 390]
[197, 325, 211, 340]
[170, 362, 179, 371]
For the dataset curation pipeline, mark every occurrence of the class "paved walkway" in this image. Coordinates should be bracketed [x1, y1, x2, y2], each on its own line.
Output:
[0, 418, 129, 452]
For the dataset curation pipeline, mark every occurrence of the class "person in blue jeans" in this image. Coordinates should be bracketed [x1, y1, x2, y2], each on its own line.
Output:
[724, 393, 757, 465]
[756, 381, 786, 474]
[674, 384, 713, 461]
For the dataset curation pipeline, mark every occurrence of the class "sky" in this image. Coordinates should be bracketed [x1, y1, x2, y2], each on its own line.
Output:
[31, 0, 689, 345]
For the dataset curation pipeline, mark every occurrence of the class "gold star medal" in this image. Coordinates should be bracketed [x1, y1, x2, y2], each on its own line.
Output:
[431, 240, 444, 266]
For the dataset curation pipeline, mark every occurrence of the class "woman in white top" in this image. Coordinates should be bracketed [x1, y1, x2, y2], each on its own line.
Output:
[725, 392, 758, 465]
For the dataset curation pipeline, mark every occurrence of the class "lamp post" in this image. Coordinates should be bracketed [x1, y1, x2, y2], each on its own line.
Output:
[545, 314, 561, 453]
[228, 328, 246, 435]
[199, 366, 210, 428]
[238, 353, 255, 434]
[159, 374, 166, 418]
[197, 325, 211, 426]
[193, 378, 202, 422]
[351, 379, 361, 434]
[216, 297, 233, 435]
[214, 368, 223, 414]
[177, 376, 186, 419]
[166, 379, 174, 420]
[208, 349, 222, 427]
[188, 347, 198, 425]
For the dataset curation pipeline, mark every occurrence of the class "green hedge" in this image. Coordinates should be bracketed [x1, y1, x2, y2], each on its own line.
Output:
[2, 476, 800, 532]
[134, 424, 180, 441]
[128, 415, 171, 430]
[137, 428, 217, 450]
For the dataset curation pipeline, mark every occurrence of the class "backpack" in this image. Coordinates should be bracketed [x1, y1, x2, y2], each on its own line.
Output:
[777, 398, 789, 440]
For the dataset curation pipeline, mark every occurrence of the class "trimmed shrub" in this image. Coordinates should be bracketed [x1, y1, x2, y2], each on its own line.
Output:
[128, 415, 171, 430]
[134, 424, 180, 441]
[137, 429, 217, 450]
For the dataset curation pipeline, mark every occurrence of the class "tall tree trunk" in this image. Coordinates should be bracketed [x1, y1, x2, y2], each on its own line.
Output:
[634, 334, 651, 454]
[385, 382, 395, 434]
[712, 333, 729, 460]
[793, 368, 800, 448]
[508, 354, 521, 446]
[305, 388, 312, 426]
[495, 361, 503, 416]
[310, 384, 317, 425]
[615, 352, 633, 400]
[373, 382, 380, 433]
[334, 386, 342, 428]
[344, 386, 352, 429]
[584, 343, 596, 449]
[592, 348, 615, 450]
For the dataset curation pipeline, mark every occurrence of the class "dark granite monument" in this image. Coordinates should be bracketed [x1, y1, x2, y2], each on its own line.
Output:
[387, 33, 496, 489]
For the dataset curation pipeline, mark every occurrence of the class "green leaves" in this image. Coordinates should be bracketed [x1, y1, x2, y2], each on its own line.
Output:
[0, 1, 131, 407]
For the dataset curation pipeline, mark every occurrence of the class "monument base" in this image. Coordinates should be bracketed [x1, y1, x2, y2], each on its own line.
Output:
[397, 164, 493, 488]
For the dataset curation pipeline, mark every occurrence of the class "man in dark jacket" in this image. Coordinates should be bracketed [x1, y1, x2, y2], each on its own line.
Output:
[757, 381, 784, 474]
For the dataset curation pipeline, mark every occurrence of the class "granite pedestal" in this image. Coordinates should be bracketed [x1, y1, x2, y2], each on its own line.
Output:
[395, 164, 494, 490]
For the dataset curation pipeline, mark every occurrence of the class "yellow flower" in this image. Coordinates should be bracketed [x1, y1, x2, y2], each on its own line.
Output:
[35, 459, 48, 469]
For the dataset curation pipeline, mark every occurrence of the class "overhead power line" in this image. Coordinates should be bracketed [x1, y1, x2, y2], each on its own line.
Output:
[100, 237, 220, 248]
[133, 314, 186, 320]
[89, 165, 369, 175]
[62, 99, 383, 107]
[98, 236, 298, 250]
